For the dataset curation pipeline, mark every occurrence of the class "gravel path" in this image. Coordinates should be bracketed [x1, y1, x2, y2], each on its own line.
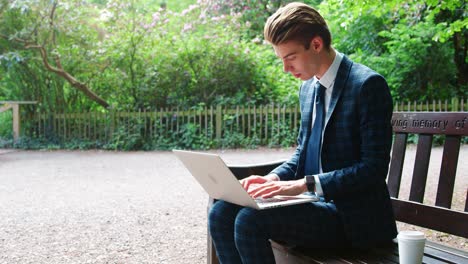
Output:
[0, 147, 466, 263]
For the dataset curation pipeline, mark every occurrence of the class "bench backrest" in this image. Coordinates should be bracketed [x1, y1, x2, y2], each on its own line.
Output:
[388, 112, 467, 238]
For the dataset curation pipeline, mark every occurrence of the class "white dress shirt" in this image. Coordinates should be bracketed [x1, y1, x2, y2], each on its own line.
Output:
[311, 51, 343, 196]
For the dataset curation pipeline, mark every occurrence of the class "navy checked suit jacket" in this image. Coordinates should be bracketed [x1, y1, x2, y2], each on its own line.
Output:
[271, 55, 397, 248]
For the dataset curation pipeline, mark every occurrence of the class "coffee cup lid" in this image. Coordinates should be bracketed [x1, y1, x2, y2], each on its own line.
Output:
[397, 231, 425, 240]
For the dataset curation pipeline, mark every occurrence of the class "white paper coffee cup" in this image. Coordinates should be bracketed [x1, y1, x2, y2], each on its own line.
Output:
[398, 231, 426, 264]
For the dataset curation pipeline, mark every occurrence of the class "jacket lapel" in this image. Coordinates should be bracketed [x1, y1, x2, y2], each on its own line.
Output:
[325, 55, 353, 128]
[300, 79, 316, 138]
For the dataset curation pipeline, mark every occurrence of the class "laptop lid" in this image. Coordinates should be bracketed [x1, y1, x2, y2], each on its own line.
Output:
[173, 149, 317, 210]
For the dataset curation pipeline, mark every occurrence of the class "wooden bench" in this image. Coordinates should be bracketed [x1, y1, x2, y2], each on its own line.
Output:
[208, 112, 468, 264]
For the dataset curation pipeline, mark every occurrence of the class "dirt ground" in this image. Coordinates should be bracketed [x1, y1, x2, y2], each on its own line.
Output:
[0, 146, 466, 263]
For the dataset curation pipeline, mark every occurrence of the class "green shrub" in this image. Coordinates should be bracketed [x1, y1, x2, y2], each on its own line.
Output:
[0, 111, 12, 139]
[12, 137, 60, 150]
[269, 122, 298, 148]
[104, 125, 145, 151]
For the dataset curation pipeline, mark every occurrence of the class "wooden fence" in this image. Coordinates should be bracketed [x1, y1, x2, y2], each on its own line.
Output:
[19, 98, 468, 145]
[393, 98, 466, 112]
[30, 105, 300, 145]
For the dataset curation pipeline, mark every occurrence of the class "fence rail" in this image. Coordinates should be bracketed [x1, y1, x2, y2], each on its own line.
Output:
[393, 98, 466, 112]
[29, 104, 301, 146]
[8, 98, 468, 147]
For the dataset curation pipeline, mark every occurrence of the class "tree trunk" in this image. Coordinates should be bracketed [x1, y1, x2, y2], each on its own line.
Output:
[453, 31, 468, 87]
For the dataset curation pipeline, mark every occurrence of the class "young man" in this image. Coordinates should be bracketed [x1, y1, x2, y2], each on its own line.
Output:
[208, 2, 397, 263]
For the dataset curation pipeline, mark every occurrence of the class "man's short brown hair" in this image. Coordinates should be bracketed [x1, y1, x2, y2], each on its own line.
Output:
[264, 2, 331, 50]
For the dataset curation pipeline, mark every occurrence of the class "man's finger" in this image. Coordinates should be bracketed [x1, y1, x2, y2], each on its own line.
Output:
[250, 184, 279, 198]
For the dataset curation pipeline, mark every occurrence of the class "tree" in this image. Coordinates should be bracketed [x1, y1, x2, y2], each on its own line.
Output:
[0, 1, 110, 108]
[430, 0, 468, 87]
[321, 0, 467, 100]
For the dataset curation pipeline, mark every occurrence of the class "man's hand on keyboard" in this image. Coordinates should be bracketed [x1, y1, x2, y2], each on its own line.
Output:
[240, 174, 279, 192]
[247, 179, 308, 199]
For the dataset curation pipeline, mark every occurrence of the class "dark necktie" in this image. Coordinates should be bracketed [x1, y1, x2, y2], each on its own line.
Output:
[304, 82, 325, 175]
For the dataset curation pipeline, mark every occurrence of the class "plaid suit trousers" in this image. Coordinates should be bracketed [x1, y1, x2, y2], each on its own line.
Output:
[208, 200, 350, 264]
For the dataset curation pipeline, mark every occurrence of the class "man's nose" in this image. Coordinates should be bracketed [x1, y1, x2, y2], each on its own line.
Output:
[283, 61, 289, 73]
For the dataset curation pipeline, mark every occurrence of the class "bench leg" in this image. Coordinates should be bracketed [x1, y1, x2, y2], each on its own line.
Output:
[207, 234, 219, 264]
[207, 198, 219, 264]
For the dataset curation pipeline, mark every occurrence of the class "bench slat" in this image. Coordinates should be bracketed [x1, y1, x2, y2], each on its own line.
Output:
[387, 133, 408, 198]
[423, 256, 453, 264]
[272, 239, 468, 264]
[271, 241, 399, 264]
[369, 244, 400, 263]
[392, 199, 468, 238]
[362, 249, 399, 263]
[435, 135, 461, 208]
[391, 112, 467, 135]
[409, 134, 433, 202]
[466, 188, 468, 212]
[424, 241, 468, 264]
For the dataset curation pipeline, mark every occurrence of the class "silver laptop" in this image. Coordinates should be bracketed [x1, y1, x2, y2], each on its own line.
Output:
[173, 149, 318, 210]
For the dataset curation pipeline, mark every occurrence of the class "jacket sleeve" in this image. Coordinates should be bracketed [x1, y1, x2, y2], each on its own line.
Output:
[269, 82, 307, 181]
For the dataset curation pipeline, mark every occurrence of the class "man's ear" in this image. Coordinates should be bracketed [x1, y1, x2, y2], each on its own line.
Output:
[310, 37, 323, 52]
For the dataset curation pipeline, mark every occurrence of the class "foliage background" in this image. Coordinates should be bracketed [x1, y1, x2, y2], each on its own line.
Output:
[0, 0, 467, 149]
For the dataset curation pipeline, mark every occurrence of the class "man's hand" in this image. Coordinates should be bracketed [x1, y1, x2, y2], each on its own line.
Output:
[240, 174, 278, 191]
[246, 178, 308, 198]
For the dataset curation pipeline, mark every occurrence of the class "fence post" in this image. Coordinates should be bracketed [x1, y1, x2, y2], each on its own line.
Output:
[216, 105, 222, 141]
[0, 101, 37, 143]
[12, 104, 20, 141]
[451, 97, 459, 111]
[109, 108, 115, 141]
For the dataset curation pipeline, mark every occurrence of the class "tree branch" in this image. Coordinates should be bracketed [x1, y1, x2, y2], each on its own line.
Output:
[50, 1, 57, 44]
[1, 33, 110, 108]
[24, 44, 109, 108]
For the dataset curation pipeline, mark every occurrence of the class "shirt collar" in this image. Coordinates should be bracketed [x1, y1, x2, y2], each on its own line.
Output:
[314, 51, 343, 89]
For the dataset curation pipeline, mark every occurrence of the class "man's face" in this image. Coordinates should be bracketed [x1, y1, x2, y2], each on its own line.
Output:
[273, 40, 319, 81]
